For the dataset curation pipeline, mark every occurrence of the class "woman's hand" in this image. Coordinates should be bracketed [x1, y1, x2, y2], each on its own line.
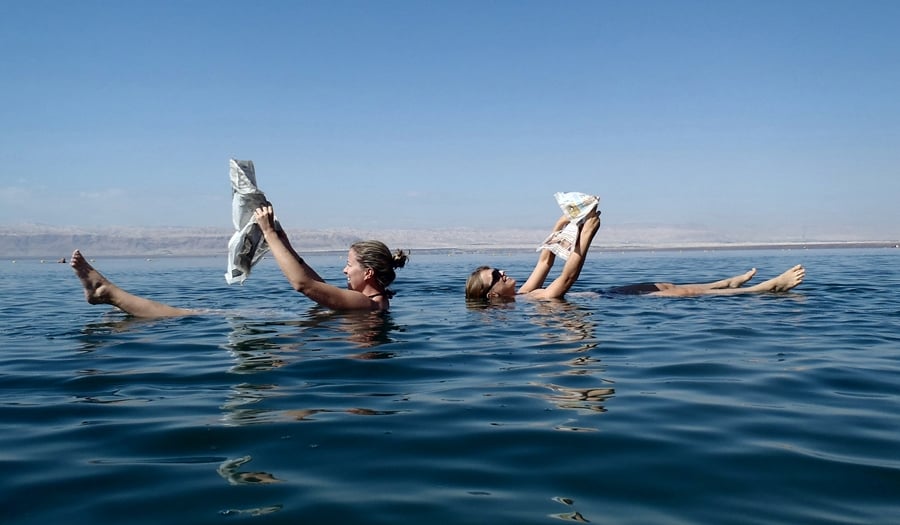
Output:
[585, 206, 601, 226]
[254, 203, 277, 234]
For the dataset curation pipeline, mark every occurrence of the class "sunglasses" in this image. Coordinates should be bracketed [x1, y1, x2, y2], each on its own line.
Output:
[485, 268, 504, 298]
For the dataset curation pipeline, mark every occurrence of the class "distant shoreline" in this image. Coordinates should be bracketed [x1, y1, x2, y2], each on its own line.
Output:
[595, 241, 900, 252]
[5, 240, 898, 261]
[441, 240, 900, 255]
[2, 224, 897, 258]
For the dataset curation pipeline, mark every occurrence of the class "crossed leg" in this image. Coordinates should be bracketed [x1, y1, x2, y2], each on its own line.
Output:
[71, 250, 196, 317]
[650, 265, 804, 297]
[654, 268, 758, 293]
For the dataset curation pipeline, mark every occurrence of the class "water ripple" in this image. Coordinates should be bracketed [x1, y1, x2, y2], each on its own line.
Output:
[3, 251, 900, 524]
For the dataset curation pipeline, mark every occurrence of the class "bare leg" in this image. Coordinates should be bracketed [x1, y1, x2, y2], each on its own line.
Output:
[651, 265, 804, 297]
[655, 268, 758, 292]
[699, 267, 757, 289]
[70, 250, 195, 317]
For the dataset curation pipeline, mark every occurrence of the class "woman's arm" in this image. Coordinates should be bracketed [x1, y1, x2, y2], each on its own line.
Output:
[255, 205, 325, 285]
[255, 205, 378, 311]
[518, 214, 570, 294]
[533, 208, 600, 299]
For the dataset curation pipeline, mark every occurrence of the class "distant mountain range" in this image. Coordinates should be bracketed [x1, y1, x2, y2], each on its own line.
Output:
[1, 224, 896, 258]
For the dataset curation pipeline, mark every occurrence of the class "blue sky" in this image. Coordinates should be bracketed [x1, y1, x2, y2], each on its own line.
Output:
[2, 0, 898, 241]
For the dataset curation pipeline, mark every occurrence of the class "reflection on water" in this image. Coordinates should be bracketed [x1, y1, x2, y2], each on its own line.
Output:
[530, 300, 598, 350]
[220, 383, 281, 425]
[219, 506, 283, 518]
[283, 307, 400, 349]
[6, 251, 899, 525]
[465, 296, 617, 430]
[217, 455, 282, 485]
[79, 313, 177, 332]
[540, 383, 615, 414]
[563, 354, 604, 373]
[220, 308, 405, 427]
[223, 308, 401, 372]
[76, 316, 181, 353]
[282, 407, 402, 421]
[222, 394, 404, 425]
[514, 299, 617, 427]
[550, 496, 591, 522]
[219, 505, 283, 518]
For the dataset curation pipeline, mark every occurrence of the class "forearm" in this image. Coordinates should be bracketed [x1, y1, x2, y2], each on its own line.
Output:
[576, 213, 600, 257]
[519, 214, 571, 293]
[277, 229, 303, 261]
[262, 229, 325, 291]
[543, 212, 600, 298]
[519, 249, 555, 293]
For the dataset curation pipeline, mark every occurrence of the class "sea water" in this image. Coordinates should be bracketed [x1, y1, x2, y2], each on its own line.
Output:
[1, 248, 898, 524]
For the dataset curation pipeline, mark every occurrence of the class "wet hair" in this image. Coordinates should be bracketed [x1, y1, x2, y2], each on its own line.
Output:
[351, 240, 408, 299]
[465, 265, 493, 300]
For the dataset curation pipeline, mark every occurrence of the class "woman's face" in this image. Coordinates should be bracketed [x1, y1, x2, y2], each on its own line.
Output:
[343, 249, 370, 291]
[481, 267, 516, 297]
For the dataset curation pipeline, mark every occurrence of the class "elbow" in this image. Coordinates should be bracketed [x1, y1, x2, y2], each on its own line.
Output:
[287, 278, 307, 293]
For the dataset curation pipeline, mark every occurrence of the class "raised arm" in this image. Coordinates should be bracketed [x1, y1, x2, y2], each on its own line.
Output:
[518, 214, 571, 294]
[255, 205, 380, 311]
[531, 208, 600, 299]
[255, 204, 325, 285]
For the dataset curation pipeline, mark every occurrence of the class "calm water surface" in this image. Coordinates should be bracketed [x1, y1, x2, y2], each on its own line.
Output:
[1, 249, 899, 524]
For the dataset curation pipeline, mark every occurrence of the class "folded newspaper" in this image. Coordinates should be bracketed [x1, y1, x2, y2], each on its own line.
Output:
[225, 159, 281, 285]
[536, 192, 600, 260]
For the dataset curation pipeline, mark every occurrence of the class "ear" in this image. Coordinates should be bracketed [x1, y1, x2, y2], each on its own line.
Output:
[365, 267, 374, 280]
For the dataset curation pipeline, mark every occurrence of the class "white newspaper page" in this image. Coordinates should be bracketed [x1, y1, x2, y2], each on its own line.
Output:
[225, 159, 281, 284]
[536, 192, 599, 260]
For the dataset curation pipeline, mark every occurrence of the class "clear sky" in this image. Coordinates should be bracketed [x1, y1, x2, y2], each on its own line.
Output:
[2, 0, 898, 241]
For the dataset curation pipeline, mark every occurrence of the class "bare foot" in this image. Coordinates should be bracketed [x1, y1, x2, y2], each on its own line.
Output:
[725, 268, 757, 288]
[70, 249, 114, 305]
[70, 249, 195, 317]
[757, 264, 805, 292]
[700, 268, 758, 290]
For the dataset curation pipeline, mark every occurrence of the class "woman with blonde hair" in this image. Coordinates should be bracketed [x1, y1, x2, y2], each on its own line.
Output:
[71, 202, 408, 317]
[466, 208, 804, 301]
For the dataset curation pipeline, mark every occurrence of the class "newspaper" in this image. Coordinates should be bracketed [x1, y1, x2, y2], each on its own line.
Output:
[225, 159, 280, 284]
[536, 192, 599, 260]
